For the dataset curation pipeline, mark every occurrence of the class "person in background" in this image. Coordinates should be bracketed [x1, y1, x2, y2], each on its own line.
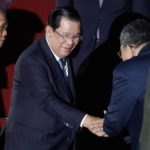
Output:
[4, 8, 103, 150]
[98, 19, 150, 150]
[0, 0, 13, 15]
[0, 8, 8, 150]
[140, 70, 150, 150]
[0, 9, 7, 48]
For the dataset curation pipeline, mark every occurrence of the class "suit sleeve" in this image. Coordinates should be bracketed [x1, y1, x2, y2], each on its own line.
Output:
[103, 69, 137, 137]
[19, 57, 85, 131]
[55, 0, 73, 7]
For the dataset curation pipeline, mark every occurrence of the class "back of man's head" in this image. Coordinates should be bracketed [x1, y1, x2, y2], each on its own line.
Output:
[120, 19, 150, 48]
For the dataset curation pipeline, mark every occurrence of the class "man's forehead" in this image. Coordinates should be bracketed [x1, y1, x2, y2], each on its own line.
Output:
[60, 17, 80, 24]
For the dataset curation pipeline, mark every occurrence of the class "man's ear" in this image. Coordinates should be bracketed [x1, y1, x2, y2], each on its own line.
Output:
[45, 26, 53, 36]
[126, 44, 135, 56]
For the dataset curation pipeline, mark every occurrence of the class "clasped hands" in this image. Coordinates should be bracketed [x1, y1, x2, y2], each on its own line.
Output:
[82, 114, 108, 137]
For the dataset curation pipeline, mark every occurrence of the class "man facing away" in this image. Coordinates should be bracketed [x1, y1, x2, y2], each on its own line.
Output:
[4, 8, 103, 150]
[97, 19, 150, 150]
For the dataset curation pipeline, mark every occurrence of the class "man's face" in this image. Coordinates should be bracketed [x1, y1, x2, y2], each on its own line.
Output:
[0, 11, 7, 48]
[46, 17, 80, 58]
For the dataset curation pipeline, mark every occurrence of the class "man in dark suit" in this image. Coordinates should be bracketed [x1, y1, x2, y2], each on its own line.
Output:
[140, 70, 150, 150]
[97, 19, 150, 150]
[4, 8, 103, 150]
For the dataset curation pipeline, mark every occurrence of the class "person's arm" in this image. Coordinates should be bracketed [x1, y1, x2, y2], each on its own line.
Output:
[103, 69, 137, 137]
[20, 57, 85, 131]
[20, 57, 103, 134]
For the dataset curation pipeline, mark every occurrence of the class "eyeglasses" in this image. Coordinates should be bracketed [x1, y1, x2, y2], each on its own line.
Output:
[55, 30, 82, 41]
[117, 50, 122, 58]
[0, 23, 8, 33]
[117, 45, 134, 59]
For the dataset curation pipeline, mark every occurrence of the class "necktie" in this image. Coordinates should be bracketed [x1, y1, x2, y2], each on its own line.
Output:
[58, 58, 68, 81]
[58, 58, 65, 71]
[96, 0, 103, 47]
[58, 59, 73, 101]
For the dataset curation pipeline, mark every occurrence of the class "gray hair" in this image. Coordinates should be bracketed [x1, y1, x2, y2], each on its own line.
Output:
[120, 19, 150, 48]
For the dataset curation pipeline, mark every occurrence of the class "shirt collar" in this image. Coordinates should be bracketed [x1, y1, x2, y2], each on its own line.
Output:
[45, 36, 60, 61]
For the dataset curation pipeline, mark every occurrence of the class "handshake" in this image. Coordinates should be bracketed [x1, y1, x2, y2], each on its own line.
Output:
[82, 114, 108, 137]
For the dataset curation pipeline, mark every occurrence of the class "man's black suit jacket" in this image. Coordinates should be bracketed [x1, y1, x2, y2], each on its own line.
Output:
[4, 36, 85, 150]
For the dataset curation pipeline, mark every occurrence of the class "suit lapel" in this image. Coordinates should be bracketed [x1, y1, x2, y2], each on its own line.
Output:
[66, 58, 76, 99]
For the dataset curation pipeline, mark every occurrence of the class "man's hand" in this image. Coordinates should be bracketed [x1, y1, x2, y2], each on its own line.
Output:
[82, 115, 109, 137]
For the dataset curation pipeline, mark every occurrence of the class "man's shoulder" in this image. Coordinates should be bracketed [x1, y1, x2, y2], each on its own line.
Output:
[16, 37, 44, 65]
[113, 58, 140, 78]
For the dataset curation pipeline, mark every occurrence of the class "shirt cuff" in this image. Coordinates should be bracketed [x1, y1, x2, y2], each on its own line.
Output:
[80, 114, 88, 127]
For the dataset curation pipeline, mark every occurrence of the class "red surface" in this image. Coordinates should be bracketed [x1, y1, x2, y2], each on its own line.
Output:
[0, 0, 56, 131]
